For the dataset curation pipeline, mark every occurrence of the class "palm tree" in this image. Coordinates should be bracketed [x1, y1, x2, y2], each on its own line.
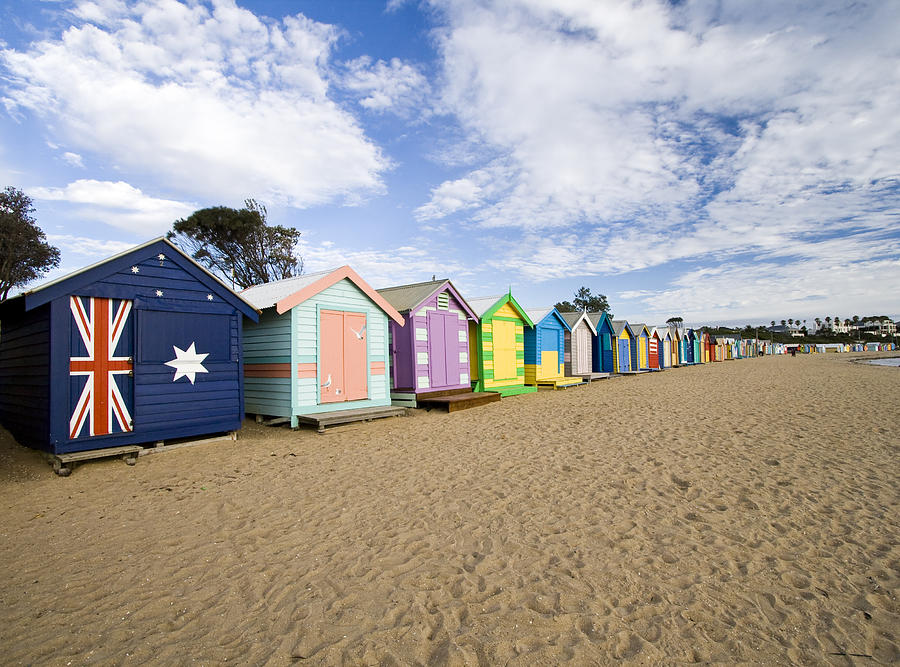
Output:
[781, 319, 786, 327]
[770, 320, 775, 327]
[788, 318, 794, 328]
[825, 316, 832, 327]
[815, 317, 822, 331]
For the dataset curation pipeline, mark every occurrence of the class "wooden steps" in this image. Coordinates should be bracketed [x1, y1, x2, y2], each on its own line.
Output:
[535, 376, 588, 389]
[418, 391, 501, 412]
[295, 406, 407, 434]
[576, 372, 610, 381]
[47, 445, 143, 476]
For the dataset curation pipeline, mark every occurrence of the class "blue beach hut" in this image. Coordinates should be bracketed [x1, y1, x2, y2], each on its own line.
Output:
[611, 320, 636, 373]
[587, 312, 615, 373]
[0, 238, 259, 458]
[523, 307, 584, 388]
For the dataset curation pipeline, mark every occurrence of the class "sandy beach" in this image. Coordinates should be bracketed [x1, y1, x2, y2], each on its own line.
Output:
[1, 353, 898, 665]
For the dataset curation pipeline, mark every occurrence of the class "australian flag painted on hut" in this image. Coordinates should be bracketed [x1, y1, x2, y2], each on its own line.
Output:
[0, 238, 259, 455]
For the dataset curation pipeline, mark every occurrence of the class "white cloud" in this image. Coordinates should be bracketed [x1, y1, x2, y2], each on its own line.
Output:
[299, 237, 470, 289]
[29, 179, 195, 233]
[342, 56, 429, 114]
[46, 233, 135, 258]
[61, 151, 84, 167]
[2, 0, 389, 213]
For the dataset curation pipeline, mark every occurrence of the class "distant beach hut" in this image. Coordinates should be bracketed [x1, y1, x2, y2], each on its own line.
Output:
[700, 331, 711, 363]
[587, 312, 616, 373]
[523, 308, 585, 388]
[682, 329, 695, 364]
[691, 329, 702, 364]
[658, 327, 673, 368]
[0, 238, 259, 463]
[376, 279, 497, 410]
[611, 320, 636, 373]
[669, 326, 682, 367]
[467, 294, 537, 397]
[630, 323, 651, 370]
[241, 266, 405, 430]
[648, 327, 663, 370]
[562, 312, 608, 381]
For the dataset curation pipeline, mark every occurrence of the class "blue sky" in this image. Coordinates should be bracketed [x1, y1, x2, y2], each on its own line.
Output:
[2, 0, 898, 327]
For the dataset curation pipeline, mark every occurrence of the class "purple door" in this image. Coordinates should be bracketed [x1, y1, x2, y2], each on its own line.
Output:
[427, 311, 457, 389]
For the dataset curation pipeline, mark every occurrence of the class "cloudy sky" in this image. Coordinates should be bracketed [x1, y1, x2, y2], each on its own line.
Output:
[2, 0, 898, 325]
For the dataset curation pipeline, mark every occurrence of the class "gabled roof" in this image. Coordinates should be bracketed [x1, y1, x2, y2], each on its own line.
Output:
[524, 307, 571, 331]
[467, 293, 534, 326]
[631, 322, 650, 337]
[653, 326, 671, 340]
[586, 311, 614, 333]
[561, 311, 597, 335]
[612, 320, 635, 337]
[649, 326, 664, 340]
[376, 278, 478, 320]
[242, 265, 404, 325]
[11, 237, 259, 320]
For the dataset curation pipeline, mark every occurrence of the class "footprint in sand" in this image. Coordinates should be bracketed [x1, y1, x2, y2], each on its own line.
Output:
[754, 592, 786, 626]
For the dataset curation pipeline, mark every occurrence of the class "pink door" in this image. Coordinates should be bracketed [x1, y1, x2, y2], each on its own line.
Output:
[319, 309, 368, 404]
[343, 311, 368, 401]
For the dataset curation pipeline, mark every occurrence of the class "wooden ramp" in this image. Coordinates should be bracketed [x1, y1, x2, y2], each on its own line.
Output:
[417, 388, 501, 412]
[47, 445, 142, 477]
[535, 375, 588, 389]
[296, 406, 407, 434]
[576, 372, 610, 381]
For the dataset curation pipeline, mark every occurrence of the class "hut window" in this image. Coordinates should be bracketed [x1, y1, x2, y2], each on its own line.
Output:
[437, 292, 450, 310]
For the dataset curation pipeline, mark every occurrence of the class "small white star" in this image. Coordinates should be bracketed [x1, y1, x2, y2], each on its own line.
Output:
[157, 253, 166, 261]
[206, 294, 214, 301]
[164, 342, 209, 384]
[156, 289, 164, 297]
[131, 266, 139, 274]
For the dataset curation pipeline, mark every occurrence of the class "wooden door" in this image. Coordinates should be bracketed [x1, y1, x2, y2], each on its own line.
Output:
[617, 338, 631, 372]
[427, 311, 458, 389]
[575, 325, 590, 374]
[492, 319, 517, 380]
[320, 309, 368, 404]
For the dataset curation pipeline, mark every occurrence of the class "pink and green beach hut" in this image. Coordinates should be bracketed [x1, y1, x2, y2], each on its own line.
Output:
[241, 266, 405, 430]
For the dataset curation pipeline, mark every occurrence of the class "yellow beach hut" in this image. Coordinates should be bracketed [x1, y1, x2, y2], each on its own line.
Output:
[467, 294, 537, 397]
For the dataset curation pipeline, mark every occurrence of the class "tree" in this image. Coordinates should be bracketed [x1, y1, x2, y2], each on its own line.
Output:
[814, 317, 821, 331]
[168, 198, 302, 289]
[781, 319, 786, 327]
[666, 316, 683, 326]
[788, 318, 793, 327]
[0, 187, 61, 301]
[554, 286, 611, 315]
[770, 320, 775, 327]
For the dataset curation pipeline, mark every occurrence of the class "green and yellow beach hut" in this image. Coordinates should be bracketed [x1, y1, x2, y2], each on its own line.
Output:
[467, 294, 537, 397]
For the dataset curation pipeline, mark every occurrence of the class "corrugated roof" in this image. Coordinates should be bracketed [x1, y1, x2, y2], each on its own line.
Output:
[376, 279, 447, 313]
[241, 268, 336, 309]
[562, 311, 597, 334]
[524, 307, 554, 325]
[467, 295, 505, 318]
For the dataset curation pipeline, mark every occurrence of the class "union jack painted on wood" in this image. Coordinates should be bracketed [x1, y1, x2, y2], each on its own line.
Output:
[69, 296, 134, 439]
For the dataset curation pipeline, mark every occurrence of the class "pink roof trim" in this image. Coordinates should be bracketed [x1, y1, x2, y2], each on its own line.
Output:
[275, 265, 404, 325]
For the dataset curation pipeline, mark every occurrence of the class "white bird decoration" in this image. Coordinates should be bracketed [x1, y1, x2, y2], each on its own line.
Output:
[321, 374, 332, 389]
[351, 324, 366, 340]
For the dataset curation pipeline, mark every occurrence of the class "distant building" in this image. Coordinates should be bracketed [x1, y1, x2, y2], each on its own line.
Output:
[857, 319, 896, 337]
[767, 324, 803, 337]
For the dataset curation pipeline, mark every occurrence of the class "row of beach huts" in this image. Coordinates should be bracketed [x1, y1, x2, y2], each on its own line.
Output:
[0, 238, 892, 472]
